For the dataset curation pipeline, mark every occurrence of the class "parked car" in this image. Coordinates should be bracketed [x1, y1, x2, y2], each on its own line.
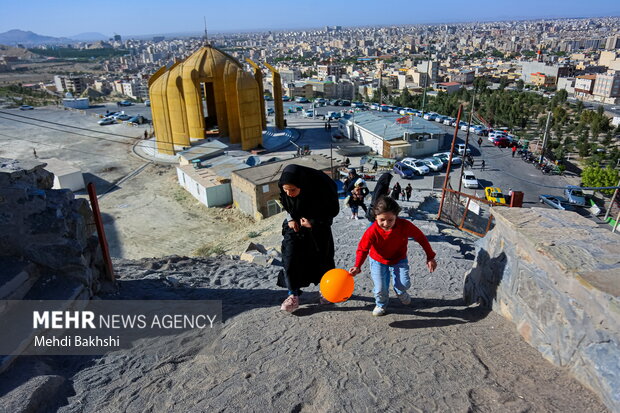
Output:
[144, 99, 151, 106]
[393, 162, 415, 179]
[493, 137, 513, 148]
[19, 105, 34, 110]
[267, 107, 275, 115]
[485, 187, 507, 204]
[401, 158, 430, 175]
[295, 97, 309, 103]
[116, 114, 132, 121]
[564, 185, 586, 206]
[128, 115, 146, 125]
[462, 173, 479, 189]
[421, 157, 444, 172]
[282, 95, 291, 101]
[118, 100, 133, 106]
[303, 110, 314, 118]
[539, 194, 575, 211]
[98, 117, 116, 125]
[433, 152, 462, 165]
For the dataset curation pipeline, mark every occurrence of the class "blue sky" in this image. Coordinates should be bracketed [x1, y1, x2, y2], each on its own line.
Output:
[1, 0, 618, 37]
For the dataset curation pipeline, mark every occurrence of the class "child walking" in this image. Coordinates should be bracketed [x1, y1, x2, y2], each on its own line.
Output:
[349, 196, 437, 316]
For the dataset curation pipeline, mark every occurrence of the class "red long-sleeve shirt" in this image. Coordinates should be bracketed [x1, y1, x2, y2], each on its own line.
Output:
[354, 218, 436, 267]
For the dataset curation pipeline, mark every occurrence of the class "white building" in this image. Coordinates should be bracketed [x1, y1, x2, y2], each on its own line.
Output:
[42, 158, 85, 192]
[339, 112, 447, 159]
[593, 71, 620, 104]
[176, 154, 250, 208]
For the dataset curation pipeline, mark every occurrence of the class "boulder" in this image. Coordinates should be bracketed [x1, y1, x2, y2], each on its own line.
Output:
[463, 207, 620, 412]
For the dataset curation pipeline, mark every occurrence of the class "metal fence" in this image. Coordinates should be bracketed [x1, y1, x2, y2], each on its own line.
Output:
[439, 184, 506, 237]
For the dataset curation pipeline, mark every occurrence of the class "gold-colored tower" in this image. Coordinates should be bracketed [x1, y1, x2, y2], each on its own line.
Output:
[148, 45, 263, 154]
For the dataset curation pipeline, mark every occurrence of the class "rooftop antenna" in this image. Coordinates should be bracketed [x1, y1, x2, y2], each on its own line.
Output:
[203, 16, 210, 46]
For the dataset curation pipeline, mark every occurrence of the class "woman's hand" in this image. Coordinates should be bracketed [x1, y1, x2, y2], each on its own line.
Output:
[300, 218, 312, 229]
[349, 267, 360, 276]
[427, 258, 437, 273]
[288, 220, 300, 232]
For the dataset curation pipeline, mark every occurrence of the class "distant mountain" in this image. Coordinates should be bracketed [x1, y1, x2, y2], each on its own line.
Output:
[69, 32, 109, 41]
[0, 29, 72, 46]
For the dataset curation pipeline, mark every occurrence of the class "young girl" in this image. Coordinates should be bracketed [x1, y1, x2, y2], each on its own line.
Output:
[349, 196, 437, 316]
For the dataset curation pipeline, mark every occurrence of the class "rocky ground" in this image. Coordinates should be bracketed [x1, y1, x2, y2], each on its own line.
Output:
[0, 192, 608, 412]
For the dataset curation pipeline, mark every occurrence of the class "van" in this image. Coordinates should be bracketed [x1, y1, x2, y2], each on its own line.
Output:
[457, 143, 471, 156]
[564, 185, 586, 206]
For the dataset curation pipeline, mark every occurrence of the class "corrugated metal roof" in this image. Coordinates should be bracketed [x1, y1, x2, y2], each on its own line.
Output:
[344, 112, 445, 141]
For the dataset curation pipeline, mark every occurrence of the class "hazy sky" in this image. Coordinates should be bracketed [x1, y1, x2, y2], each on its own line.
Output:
[1, 0, 619, 37]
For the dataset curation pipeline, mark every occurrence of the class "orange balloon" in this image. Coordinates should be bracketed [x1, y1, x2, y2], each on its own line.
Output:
[320, 268, 355, 303]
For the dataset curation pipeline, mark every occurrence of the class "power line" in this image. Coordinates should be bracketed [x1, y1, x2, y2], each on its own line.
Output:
[0, 132, 121, 160]
[0, 114, 165, 154]
[0, 109, 194, 152]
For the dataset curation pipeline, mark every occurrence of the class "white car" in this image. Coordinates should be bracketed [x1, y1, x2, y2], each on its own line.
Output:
[488, 131, 507, 142]
[433, 152, 462, 165]
[462, 173, 479, 189]
[421, 157, 444, 172]
[98, 117, 116, 125]
[401, 158, 430, 175]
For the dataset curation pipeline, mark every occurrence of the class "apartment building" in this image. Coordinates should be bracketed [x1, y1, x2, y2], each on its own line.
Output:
[593, 71, 620, 103]
[574, 75, 597, 98]
[531, 72, 556, 87]
[54, 75, 88, 94]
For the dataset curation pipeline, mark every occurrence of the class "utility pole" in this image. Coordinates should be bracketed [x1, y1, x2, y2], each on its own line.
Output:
[539, 111, 552, 164]
[457, 93, 476, 196]
[420, 43, 432, 116]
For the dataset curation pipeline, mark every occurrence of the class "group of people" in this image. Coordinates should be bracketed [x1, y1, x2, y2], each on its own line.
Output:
[389, 182, 413, 202]
[277, 164, 437, 316]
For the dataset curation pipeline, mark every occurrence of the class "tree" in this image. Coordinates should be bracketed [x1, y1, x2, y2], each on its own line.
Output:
[581, 165, 619, 196]
[575, 100, 584, 113]
[499, 77, 510, 90]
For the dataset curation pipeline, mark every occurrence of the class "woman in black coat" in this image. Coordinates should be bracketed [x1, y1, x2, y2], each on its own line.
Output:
[277, 164, 340, 312]
[366, 172, 393, 223]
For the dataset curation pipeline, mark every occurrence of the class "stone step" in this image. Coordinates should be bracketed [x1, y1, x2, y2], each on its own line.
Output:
[0, 257, 40, 302]
[0, 272, 88, 375]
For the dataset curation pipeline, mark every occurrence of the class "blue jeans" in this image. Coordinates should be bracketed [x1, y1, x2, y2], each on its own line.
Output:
[369, 257, 411, 308]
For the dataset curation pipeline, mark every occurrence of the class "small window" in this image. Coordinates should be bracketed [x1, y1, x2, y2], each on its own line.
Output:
[262, 184, 270, 193]
[196, 183, 200, 195]
[267, 199, 282, 217]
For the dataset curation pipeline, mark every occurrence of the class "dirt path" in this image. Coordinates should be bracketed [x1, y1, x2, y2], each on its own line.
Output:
[99, 164, 285, 259]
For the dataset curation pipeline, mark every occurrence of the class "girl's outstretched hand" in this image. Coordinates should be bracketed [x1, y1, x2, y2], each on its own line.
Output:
[349, 267, 361, 276]
[427, 258, 437, 273]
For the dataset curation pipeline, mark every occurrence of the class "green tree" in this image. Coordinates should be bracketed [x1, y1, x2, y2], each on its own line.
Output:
[516, 79, 524, 91]
[581, 166, 619, 195]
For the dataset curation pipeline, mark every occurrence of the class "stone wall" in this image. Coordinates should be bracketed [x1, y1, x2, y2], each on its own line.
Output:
[463, 207, 619, 412]
[0, 158, 105, 294]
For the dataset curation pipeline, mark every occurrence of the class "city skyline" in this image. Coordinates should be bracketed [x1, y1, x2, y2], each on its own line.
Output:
[1, 0, 619, 38]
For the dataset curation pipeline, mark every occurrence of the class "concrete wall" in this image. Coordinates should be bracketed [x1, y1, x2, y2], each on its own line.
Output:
[463, 207, 620, 412]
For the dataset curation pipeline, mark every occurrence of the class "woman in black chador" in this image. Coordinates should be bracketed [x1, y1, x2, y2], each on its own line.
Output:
[277, 164, 340, 312]
[366, 172, 393, 223]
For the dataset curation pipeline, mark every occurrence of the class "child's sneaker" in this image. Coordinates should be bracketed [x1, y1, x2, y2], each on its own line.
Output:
[397, 291, 411, 305]
[280, 295, 299, 312]
[372, 306, 386, 316]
